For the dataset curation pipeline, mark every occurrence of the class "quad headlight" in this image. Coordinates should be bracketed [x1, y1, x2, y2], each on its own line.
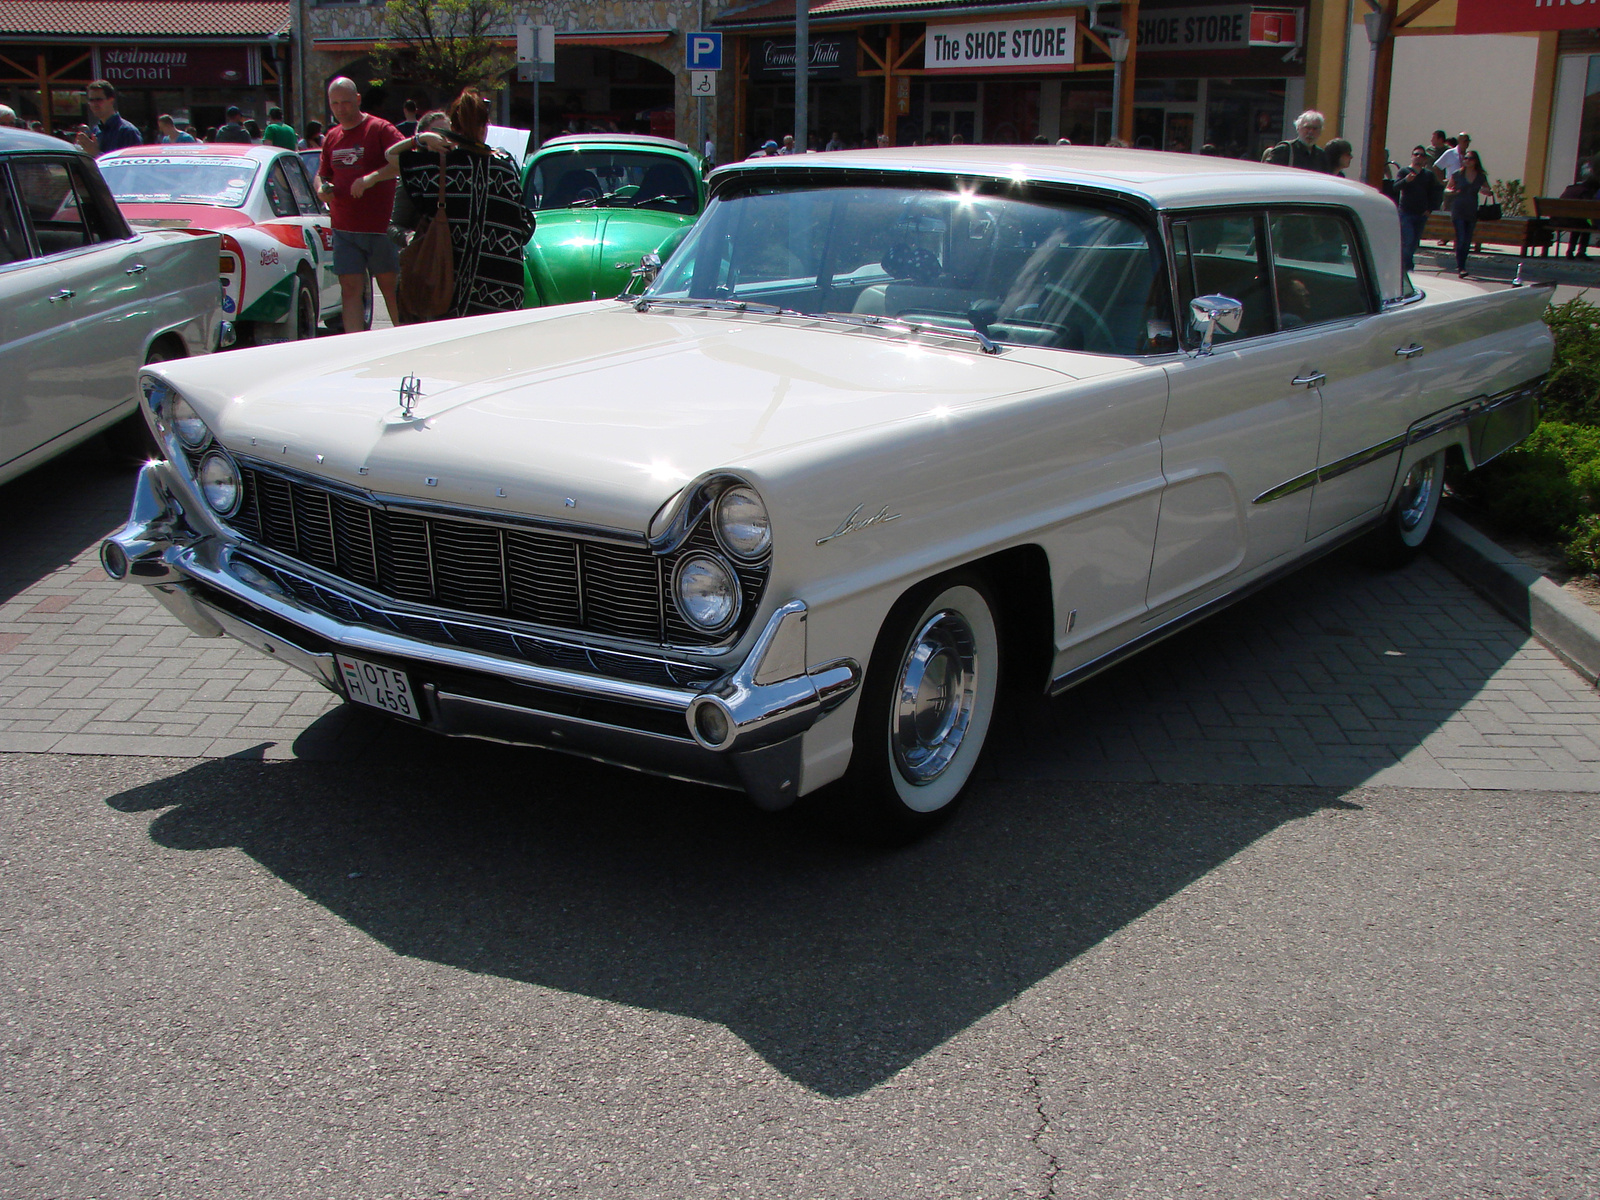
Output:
[673, 553, 740, 632]
[713, 484, 771, 560]
[170, 394, 211, 449]
[197, 451, 241, 515]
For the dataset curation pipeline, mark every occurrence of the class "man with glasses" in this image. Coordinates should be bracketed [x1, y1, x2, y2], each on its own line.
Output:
[73, 81, 142, 156]
[1394, 145, 1444, 273]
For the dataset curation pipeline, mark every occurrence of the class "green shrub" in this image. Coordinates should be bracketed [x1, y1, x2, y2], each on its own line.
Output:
[1541, 296, 1600, 424]
[1492, 177, 1526, 218]
[1455, 422, 1600, 543]
[1567, 514, 1600, 573]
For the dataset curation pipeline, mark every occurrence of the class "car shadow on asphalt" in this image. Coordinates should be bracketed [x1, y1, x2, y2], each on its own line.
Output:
[103, 739, 1357, 1098]
[1, 441, 140, 604]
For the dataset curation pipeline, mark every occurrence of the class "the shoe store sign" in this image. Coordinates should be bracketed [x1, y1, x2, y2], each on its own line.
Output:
[1137, 6, 1301, 52]
[924, 17, 1078, 73]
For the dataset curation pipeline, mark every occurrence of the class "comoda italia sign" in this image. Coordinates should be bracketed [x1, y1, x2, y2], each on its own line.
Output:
[924, 17, 1078, 73]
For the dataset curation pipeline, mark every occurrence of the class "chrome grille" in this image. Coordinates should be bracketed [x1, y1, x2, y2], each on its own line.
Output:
[228, 464, 765, 648]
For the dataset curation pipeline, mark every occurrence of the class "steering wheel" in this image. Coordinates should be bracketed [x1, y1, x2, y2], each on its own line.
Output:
[882, 242, 942, 284]
[1010, 291, 1118, 353]
[573, 185, 602, 203]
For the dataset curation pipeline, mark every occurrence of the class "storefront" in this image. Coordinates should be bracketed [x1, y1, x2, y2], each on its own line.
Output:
[718, 0, 1305, 159]
[0, 3, 289, 138]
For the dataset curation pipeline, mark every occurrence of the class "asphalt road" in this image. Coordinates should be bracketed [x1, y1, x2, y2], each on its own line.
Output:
[3, 747, 1597, 1198]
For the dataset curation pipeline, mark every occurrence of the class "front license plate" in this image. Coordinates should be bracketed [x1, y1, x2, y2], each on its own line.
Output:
[337, 655, 419, 720]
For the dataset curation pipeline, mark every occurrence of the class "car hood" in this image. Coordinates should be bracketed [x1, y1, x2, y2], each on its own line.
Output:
[528, 207, 695, 305]
[157, 302, 1096, 532]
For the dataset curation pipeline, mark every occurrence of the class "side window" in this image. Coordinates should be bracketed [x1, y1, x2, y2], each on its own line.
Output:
[282, 156, 320, 214]
[12, 159, 91, 255]
[1269, 210, 1369, 328]
[0, 167, 34, 265]
[263, 163, 298, 217]
[1171, 212, 1273, 344]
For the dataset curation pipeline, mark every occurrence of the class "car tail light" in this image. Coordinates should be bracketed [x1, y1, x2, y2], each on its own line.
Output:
[218, 234, 245, 317]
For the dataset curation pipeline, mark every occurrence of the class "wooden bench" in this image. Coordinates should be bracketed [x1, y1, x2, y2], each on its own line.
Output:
[1422, 212, 1547, 257]
[1526, 196, 1600, 256]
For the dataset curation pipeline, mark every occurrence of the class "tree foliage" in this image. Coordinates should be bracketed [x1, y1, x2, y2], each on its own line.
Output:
[374, 0, 516, 97]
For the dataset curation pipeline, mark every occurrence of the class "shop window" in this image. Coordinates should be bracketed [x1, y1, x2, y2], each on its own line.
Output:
[1575, 56, 1600, 181]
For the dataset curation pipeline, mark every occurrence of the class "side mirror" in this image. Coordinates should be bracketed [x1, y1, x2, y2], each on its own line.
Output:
[1189, 294, 1244, 356]
[629, 251, 662, 293]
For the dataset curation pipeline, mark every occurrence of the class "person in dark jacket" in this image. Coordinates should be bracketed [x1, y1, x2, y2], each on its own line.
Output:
[1264, 110, 1330, 173]
[1558, 160, 1599, 258]
[1394, 145, 1444, 273]
[73, 80, 142, 156]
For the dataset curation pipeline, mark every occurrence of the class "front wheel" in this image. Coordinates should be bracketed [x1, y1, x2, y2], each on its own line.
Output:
[830, 576, 1001, 841]
[1364, 449, 1446, 567]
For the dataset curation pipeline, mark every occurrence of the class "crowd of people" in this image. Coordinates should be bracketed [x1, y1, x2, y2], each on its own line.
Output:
[0, 82, 325, 152]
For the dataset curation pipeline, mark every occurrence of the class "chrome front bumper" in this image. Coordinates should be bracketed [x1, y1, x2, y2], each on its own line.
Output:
[103, 462, 860, 809]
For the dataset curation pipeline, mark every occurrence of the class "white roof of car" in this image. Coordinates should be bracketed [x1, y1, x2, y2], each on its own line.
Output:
[715, 145, 1406, 302]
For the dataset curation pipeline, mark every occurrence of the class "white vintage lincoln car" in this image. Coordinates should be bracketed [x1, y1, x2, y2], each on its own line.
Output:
[105, 147, 1552, 835]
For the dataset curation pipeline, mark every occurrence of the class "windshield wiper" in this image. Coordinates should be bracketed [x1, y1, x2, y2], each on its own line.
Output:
[569, 191, 624, 208]
[631, 296, 793, 315]
[631, 193, 691, 209]
[818, 310, 1001, 354]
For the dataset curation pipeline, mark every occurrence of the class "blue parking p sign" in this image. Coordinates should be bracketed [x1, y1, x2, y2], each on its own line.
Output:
[687, 32, 722, 71]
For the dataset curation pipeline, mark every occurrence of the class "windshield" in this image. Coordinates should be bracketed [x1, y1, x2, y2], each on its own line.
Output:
[645, 183, 1170, 355]
[526, 150, 698, 215]
[101, 156, 259, 207]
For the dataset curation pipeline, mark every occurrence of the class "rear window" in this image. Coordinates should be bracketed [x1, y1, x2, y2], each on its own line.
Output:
[525, 150, 697, 215]
[101, 155, 259, 207]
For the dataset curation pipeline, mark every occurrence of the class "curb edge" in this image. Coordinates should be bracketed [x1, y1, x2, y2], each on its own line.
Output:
[1431, 510, 1600, 686]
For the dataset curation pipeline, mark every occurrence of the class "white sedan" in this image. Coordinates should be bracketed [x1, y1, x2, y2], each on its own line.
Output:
[105, 147, 1552, 838]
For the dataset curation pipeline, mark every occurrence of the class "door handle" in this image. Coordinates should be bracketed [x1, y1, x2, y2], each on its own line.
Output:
[1291, 371, 1326, 388]
[1395, 342, 1424, 358]
[124, 263, 146, 275]
[47, 288, 76, 302]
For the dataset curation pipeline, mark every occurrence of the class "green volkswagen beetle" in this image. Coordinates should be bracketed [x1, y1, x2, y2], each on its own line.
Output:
[521, 133, 705, 307]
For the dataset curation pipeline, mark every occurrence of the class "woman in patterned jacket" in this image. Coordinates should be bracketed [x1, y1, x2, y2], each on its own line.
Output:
[365, 88, 532, 319]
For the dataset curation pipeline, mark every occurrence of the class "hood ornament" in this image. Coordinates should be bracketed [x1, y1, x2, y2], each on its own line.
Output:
[398, 374, 424, 419]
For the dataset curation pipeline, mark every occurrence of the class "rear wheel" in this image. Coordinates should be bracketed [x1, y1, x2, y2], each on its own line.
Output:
[290, 272, 318, 341]
[827, 575, 1001, 842]
[1364, 449, 1446, 567]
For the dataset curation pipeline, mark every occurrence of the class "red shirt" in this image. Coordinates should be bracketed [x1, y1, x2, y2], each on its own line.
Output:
[319, 114, 403, 233]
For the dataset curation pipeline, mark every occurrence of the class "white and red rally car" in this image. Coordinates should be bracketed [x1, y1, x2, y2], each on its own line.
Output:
[101, 144, 351, 345]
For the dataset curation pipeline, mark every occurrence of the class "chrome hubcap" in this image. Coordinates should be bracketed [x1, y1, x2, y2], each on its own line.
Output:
[891, 609, 979, 784]
[1397, 456, 1439, 532]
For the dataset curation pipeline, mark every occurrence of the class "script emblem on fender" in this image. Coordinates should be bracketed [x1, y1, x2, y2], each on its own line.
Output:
[817, 503, 900, 545]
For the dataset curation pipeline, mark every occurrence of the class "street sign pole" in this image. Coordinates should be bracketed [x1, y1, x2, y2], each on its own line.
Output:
[794, 0, 808, 153]
[686, 31, 723, 161]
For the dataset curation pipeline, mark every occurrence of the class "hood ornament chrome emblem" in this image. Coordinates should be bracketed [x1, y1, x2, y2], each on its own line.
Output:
[817, 503, 900, 545]
[398, 374, 424, 419]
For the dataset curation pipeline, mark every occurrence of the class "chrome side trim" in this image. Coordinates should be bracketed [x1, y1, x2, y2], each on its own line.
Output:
[1253, 377, 1545, 505]
[1381, 289, 1425, 310]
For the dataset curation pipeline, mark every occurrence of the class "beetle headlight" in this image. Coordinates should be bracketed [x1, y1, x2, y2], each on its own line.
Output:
[170, 395, 211, 449]
[197, 451, 241, 515]
[674, 554, 740, 632]
[713, 485, 771, 560]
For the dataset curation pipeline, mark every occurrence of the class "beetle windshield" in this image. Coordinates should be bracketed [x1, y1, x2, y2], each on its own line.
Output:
[100, 156, 259, 207]
[526, 150, 698, 215]
[645, 183, 1171, 355]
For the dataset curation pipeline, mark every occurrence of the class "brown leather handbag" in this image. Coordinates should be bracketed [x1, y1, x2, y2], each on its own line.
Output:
[397, 152, 455, 321]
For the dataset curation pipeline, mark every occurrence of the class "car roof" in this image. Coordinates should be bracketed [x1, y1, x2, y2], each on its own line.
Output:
[712, 145, 1405, 303]
[0, 126, 83, 153]
[537, 133, 693, 154]
[101, 143, 290, 163]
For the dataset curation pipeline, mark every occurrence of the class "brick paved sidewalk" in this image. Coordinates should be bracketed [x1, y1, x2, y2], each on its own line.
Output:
[4, 440, 1599, 788]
